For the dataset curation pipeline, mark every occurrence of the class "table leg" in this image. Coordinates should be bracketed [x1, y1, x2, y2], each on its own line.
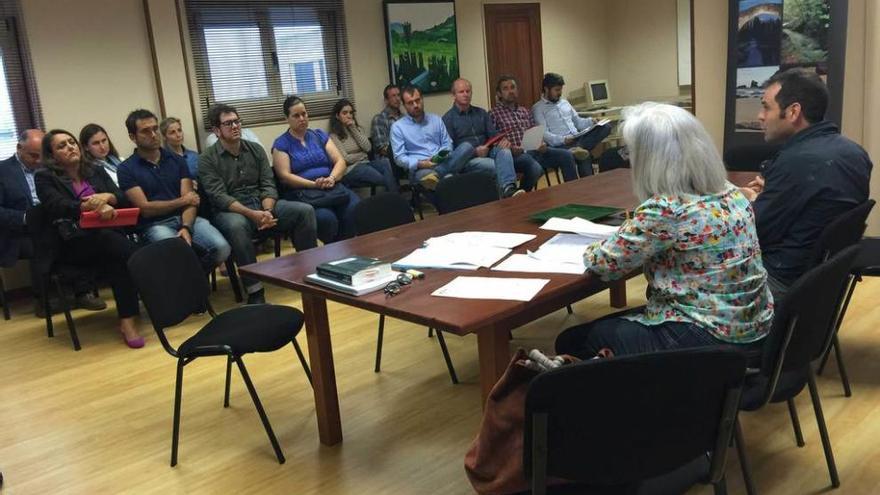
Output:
[301, 293, 342, 446]
[477, 325, 511, 405]
[609, 279, 627, 308]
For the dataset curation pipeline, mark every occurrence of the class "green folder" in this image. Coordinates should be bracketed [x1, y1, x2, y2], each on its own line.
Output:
[529, 204, 623, 223]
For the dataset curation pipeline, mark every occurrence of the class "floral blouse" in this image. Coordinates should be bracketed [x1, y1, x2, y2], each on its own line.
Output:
[584, 184, 774, 344]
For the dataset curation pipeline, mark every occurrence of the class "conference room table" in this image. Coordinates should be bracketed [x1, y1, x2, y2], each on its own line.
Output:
[240, 169, 755, 446]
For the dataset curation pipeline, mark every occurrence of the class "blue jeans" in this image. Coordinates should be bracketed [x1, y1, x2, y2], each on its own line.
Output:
[410, 142, 486, 182]
[512, 151, 548, 191]
[467, 146, 518, 190]
[341, 157, 399, 193]
[554, 307, 727, 359]
[529, 147, 579, 182]
[143, 216, 231, 265]
[212, 198, 317, 292]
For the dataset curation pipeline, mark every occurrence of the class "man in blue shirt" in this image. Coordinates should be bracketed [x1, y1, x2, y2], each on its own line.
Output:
[442, 78, 531, 196]
[532, 73, 611, 177]
[391, 86, 488, 191]
[118, 109, 230, 269]
[741, 69, 872, 301]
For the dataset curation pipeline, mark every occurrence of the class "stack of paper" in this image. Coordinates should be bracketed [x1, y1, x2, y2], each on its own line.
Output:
[424, 232, 536, 249]
[393, 231, 536, 270]
[432, 277, 550, 301]
[493, 233, 601, 274]
[540, 217, 619, 240]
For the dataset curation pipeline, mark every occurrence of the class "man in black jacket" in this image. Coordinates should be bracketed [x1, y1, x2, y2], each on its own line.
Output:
[0, 130, 49, 314]
[741, 69, 873, 301]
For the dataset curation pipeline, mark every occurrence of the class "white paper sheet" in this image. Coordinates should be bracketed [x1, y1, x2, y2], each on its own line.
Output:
[521, 125, 545, 151]
[539, 217, 619, 239]
[492, 254, 586, 275]
[424, 232, 536, 249]
[529, 233, 599, 265]
[392, 244, 511, 270]
[432, 276, 550, 301]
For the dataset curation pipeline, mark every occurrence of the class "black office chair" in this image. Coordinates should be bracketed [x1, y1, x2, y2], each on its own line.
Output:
[128, 237, 312, 466]
[734, 245, 861, 495]
[808, 199, 874, 397]
[524, 348, 746, 495]
[352, 193, 459, 384]
[25, 204, 95, 351]
[0, 272, 8, 320]
[722, 142, 780, 172]
[434, 172, 500, 215]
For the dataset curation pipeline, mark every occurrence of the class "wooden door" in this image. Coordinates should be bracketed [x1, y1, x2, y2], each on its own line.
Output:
[484, 3, 543, 109]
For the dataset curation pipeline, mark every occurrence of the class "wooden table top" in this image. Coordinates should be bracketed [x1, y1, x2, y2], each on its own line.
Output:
[240, 169, 755, 336]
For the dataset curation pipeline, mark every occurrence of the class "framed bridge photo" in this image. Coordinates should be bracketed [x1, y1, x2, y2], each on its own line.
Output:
[382, 0, 460, 94]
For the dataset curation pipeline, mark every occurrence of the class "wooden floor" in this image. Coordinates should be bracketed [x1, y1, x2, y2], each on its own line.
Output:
[2, 218, 880, 494]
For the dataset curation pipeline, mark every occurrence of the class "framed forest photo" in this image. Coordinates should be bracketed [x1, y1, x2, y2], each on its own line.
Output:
[383, 0, 460, 94]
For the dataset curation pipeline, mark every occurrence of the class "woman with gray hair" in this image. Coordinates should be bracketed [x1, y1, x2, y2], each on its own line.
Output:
[555, 103, 773, 358]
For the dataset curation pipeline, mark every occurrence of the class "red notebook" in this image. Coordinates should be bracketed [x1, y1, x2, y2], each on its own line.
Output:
[80, 208, 140, 229]
[483, 133, 506, 147]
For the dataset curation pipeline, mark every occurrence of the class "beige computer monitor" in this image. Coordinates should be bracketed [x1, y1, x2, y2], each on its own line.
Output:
[587, 80, 611, 108]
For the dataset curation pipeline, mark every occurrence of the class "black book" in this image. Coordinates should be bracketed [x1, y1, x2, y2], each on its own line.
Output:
[316, 256, 392, 286]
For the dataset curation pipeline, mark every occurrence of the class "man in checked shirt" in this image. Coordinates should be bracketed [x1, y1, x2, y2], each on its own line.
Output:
[490, 75, 579, 184]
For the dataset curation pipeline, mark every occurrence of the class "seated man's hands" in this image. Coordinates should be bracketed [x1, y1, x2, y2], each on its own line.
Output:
[249, 209, 278, 230]
[475, 145, 490, 158]
[417, 159, 435, 169]
[739, 175, 764, 202]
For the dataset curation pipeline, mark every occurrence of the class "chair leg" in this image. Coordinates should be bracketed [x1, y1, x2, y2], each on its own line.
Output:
[818, 276, 858, 376]
[53, 276, 80, 351]
[713, 475, 728, 495]
[807, 369, 840, 488]
[566, 305, 573, 315]
[427, 327, 433, 338]
[226, 260, 243, 303]
[786, 398, 805, 447]
[554, 167, 561, 185]
[273, 234, 282, 258]
[434, 329, 459, 385]
[171, 358, 185, 467]
[292, 338, 312, 386]
[41, 277, 53, 338]
[734, 417, 758, 495]
[374, 315, 385, 373]
[544, 169, 552, 188]
[0, 273, 9, 320]
[234, 356, 285, 464]
[211, 268, 218, 292]
[224, 355, 233, 408]
[831, 335, 852, 397]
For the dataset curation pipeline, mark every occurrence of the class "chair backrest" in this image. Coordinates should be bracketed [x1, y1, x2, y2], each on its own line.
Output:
[811, 199, 875, 264]
[434, 172, 499, 215]
[758, 245, 861, 404]
[722, 142, 780, 172]
[127, 237, 211, 355]
[352, 192, 415, 235]
[23, 204, 59, 274]
[524, 348, 746, 489]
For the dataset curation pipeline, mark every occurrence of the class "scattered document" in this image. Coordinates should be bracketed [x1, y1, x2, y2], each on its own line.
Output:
[424, 232, 536, 249]
[492, 254, 586, 275]
[569, 118, 612, 139]
[392, 245, 511, 270]
[530, 233, 598, 265]
[432, 277, 550, 302]
[539, 217, 619, 239]
[521, 125, 545, 151]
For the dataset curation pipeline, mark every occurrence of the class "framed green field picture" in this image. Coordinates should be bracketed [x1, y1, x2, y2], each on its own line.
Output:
[383, 0, 460, 94]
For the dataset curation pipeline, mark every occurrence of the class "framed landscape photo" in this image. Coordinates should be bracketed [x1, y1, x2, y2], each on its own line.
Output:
[383, 0, 460, 94]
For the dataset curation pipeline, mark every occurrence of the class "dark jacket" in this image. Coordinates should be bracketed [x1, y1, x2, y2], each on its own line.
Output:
[34, 165, 126, 252]
[0, 154, 36, 266]
[753, 121, 873, 285]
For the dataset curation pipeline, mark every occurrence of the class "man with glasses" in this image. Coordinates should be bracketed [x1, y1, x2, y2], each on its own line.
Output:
[199, 103, 317, 304]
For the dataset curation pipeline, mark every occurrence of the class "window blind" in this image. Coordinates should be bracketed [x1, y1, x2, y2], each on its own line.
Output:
[0, 0, 43, 158]
[184, 0, 354, 129]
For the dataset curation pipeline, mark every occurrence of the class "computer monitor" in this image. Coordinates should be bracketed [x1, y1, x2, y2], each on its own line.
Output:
[587, 80, 611, 108]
